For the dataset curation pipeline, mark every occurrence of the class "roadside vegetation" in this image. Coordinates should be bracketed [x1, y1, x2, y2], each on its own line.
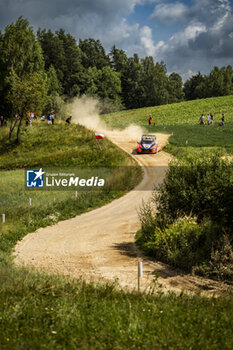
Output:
[0, 99, 232, 348]
[1, 266, 233, 350]
[136, 155, 233, 282]
[102, 96, 233, 283]
[0, 16, 233, 350]
[0, 122, 141, 237]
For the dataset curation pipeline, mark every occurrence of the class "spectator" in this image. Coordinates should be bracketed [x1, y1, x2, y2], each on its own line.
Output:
[200, 114, 205, 125]
[52, 113, 55, 125]
[221, 114, 225, 126]
[47, 114, 52, 125]
[66, 115, 72, 124]
[148, 114, 153, 126]
[210, 113, 214, 124]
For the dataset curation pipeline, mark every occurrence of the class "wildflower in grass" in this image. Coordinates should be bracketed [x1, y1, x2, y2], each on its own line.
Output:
[51, 331, 57, 334]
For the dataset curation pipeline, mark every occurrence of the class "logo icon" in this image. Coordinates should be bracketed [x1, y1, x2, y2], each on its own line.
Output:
[26, 169, 44, 188]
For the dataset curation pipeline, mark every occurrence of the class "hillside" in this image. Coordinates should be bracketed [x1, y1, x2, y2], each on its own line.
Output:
[102, 95, 233, 157]
[0, 119, 232, 350]
[0, 107, 232, 349]
[0, 121, 141, 236]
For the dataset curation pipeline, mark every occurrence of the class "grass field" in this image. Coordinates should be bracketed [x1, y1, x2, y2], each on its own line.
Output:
[0, 122, 141, 236]
[0, 105, 233, 349]
[102, 95, 233, 157]
[0, 122, 134, 169]
[1, 266, 233, 350]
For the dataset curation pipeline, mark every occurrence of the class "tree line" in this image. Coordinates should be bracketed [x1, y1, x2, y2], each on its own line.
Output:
[0, 17, 233, 141]
[184, 67, 233, 100]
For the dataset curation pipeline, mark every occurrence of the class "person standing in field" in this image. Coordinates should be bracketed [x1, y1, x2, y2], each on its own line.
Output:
[200, 114, 205, 125]
[221, 114, 225, 126]
[51, 113, 55, 125]
[148, 114, 153, 126]
[210, 113, 214, 124]
[47, 114, 52, 125]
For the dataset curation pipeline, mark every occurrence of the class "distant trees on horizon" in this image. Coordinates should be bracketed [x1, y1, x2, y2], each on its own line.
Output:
[1, 16, 233, 129]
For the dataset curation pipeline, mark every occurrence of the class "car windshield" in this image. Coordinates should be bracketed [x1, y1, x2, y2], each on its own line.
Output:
[142, 140, 153, 144]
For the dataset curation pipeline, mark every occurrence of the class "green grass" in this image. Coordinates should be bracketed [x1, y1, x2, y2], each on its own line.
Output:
[102, 95, 233, 157]
[0, 265, 233, 350]
[0, 122, 141, 240]
[0, 121, 132, 169]
[0, 108, 233, 349]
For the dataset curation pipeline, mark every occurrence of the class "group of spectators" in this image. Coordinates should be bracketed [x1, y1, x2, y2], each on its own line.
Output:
[200, 113, 225, 126]
[27, 111, 73, 125]
[41, 112, 56, 125]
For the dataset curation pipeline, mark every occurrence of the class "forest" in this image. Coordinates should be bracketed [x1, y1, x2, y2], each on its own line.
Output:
[1, 17, 233, 126]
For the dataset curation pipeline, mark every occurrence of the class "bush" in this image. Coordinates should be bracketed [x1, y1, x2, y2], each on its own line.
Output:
[153, 155, 233, 231]
[137, 155, 233, 282]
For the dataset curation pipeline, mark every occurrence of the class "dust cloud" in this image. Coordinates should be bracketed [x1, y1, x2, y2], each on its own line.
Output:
[68, 96, 146, 142]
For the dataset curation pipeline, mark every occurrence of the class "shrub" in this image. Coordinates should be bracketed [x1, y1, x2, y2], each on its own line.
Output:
[137, 155, 233, 281]
[153, 155, 233, 232]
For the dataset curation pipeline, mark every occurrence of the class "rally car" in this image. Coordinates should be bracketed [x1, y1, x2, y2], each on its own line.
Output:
[137, 135, 158, 154]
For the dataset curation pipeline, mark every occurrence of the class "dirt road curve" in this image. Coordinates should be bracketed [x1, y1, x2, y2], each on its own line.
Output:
[14, 132, 230, 294]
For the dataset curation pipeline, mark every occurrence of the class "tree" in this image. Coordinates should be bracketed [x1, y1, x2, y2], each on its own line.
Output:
[44, 65, 66, 118]
[37, 28, 66, 82]
[121, 54, 145, 109]
[184, 72, 206, 100]
[79, 38, 110, 70]
[109, 45, 128, 73]
[56, 30, 84, 96]
[141, 60, 169, 107]
[0, 18, 45, 118]
[38, 29, 84, 96]
[84, 66, 122, 113]
[0, 17, 47, 141]
[8, 72, 47, 141]
[207, 66, 233, 97]
[47, 65, 62, 95]
[168, 73, 184, 103]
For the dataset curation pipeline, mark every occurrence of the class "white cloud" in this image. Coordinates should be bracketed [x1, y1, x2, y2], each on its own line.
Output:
[169, 23, 207, 45]
[151, 2, 188, 23]
[181, 69, 198, 81]
[1, 0, 233, 78]
[98, 19, 140, 48]
[140, 26, 156, 56]
[147, 0, 233, 77]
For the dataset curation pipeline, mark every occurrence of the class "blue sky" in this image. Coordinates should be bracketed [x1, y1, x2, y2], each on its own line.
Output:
[1, 0, 233, 80]
[127, 2, 183, 42]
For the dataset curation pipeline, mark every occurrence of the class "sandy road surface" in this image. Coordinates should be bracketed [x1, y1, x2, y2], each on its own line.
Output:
[14, 132, 230, 294]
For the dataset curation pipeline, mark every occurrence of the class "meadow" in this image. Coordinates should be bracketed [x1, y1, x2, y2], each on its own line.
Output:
[1, 266, 233, 350]
[0, 122, 141, 236]
[102, 95, 233, 157]
[0, 106, 232, 349]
